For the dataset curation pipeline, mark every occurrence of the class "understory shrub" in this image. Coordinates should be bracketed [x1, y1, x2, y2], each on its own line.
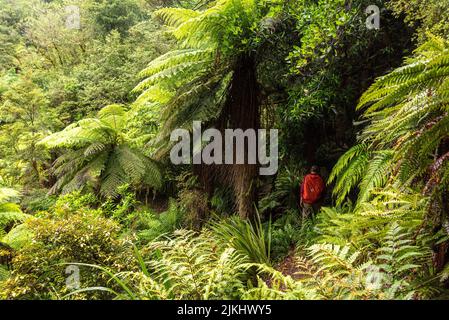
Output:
[1, 209, 135, 300]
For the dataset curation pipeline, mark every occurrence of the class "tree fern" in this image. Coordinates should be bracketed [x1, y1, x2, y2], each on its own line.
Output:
[331, 35, 449, 209]
[0, 187, 19, 204]
[0, 187, 29, 234]
[328, 143, 370, 205]
[356, 150, 394, 205]
[132, 0, 288, 218]
[39, 105, 162, 198]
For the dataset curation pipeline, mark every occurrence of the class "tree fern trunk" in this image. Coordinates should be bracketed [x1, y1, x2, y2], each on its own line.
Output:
[221, 54, 261, 219]
[195, 54, 261, 219]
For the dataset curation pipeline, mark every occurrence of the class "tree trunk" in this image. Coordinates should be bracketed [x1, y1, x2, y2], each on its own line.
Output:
[195, 54, 261, 219]
[220, 54, 260, 219]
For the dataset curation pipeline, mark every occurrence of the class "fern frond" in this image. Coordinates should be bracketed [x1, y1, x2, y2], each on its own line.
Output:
[356, 150, 394, 205]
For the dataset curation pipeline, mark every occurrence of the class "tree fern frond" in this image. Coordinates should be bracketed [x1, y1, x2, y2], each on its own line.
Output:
[356, 150, 394, 205]
[41, 105, 161, 198]
[0, 187, 19, 204]
[329, 144, 370, 205]
[154, 8, 201, 28]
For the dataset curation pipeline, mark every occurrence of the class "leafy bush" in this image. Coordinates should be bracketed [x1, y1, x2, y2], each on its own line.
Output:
[100, 184, 138, 225]
[52, 191, 98, 217]
[1, 209, 135, 300]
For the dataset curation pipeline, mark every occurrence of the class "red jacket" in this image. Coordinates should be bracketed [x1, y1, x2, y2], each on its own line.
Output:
[300, 173, 325, 204]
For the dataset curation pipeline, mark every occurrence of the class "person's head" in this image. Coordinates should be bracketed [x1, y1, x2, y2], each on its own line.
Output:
[310, 165, 319, 174]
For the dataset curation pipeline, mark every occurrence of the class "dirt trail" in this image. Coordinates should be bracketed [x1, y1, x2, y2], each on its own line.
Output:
[274, 247, 304, 281]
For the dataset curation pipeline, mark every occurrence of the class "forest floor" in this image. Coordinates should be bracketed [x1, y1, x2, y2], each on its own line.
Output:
[263, 246, 306, 290]
[275, 247, 304, 280]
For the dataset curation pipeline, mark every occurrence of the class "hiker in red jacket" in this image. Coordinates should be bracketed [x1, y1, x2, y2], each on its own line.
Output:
[300, 165, 325, 221]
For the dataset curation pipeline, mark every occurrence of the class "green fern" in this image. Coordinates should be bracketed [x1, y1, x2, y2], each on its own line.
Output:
[66, 230, 249, 300]
[330, 35, 449, 209]
[1, 223, 33, 250]
[39, 105, 162, 198]
[0, 187, 29, 234]
[328, 143, 370, 205]
[132, 0, 279, 156]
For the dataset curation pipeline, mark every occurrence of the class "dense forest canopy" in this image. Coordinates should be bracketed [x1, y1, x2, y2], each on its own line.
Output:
[1, 0, 449, 300]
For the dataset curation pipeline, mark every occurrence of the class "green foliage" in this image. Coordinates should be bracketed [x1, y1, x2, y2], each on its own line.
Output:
[388, 0, 449, 43]
[304, 189, 447, 299]
[69, 230, 249, 300]
[330, 36, 449, 210]
[2, 223, 33, 251]
[100, 184, 138, 224]
[315, 189, 429, 251]
[0, 76, 58, 186]
[133, 199, 184, 243]
[87, 0, 147, 37]
[270, 222, 299, 262]
[24, 190, 447, 300]
[287, 0, 352, 72]
[375, 222, 429, 281]
[328, 143, 370, 205]
[0, 211, 29, 235]
[0, 187, 29, 236]
[20, 189, 57, 213]
[0, 265, 9, 282]
[40, 104, 162, 198]
[247, 224, 439, 299]
[0, 187, 19, 204]
[141, 229, 248, 299]
[210, 215, 271, 265]
[0, 0, 170, 190]
[295, 223, 435, 299]
[259, 166, 304, 214]
[1, 208, 135, 300]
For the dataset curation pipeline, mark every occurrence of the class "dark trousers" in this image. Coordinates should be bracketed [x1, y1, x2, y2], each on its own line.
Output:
[301, 202, 321, 221]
